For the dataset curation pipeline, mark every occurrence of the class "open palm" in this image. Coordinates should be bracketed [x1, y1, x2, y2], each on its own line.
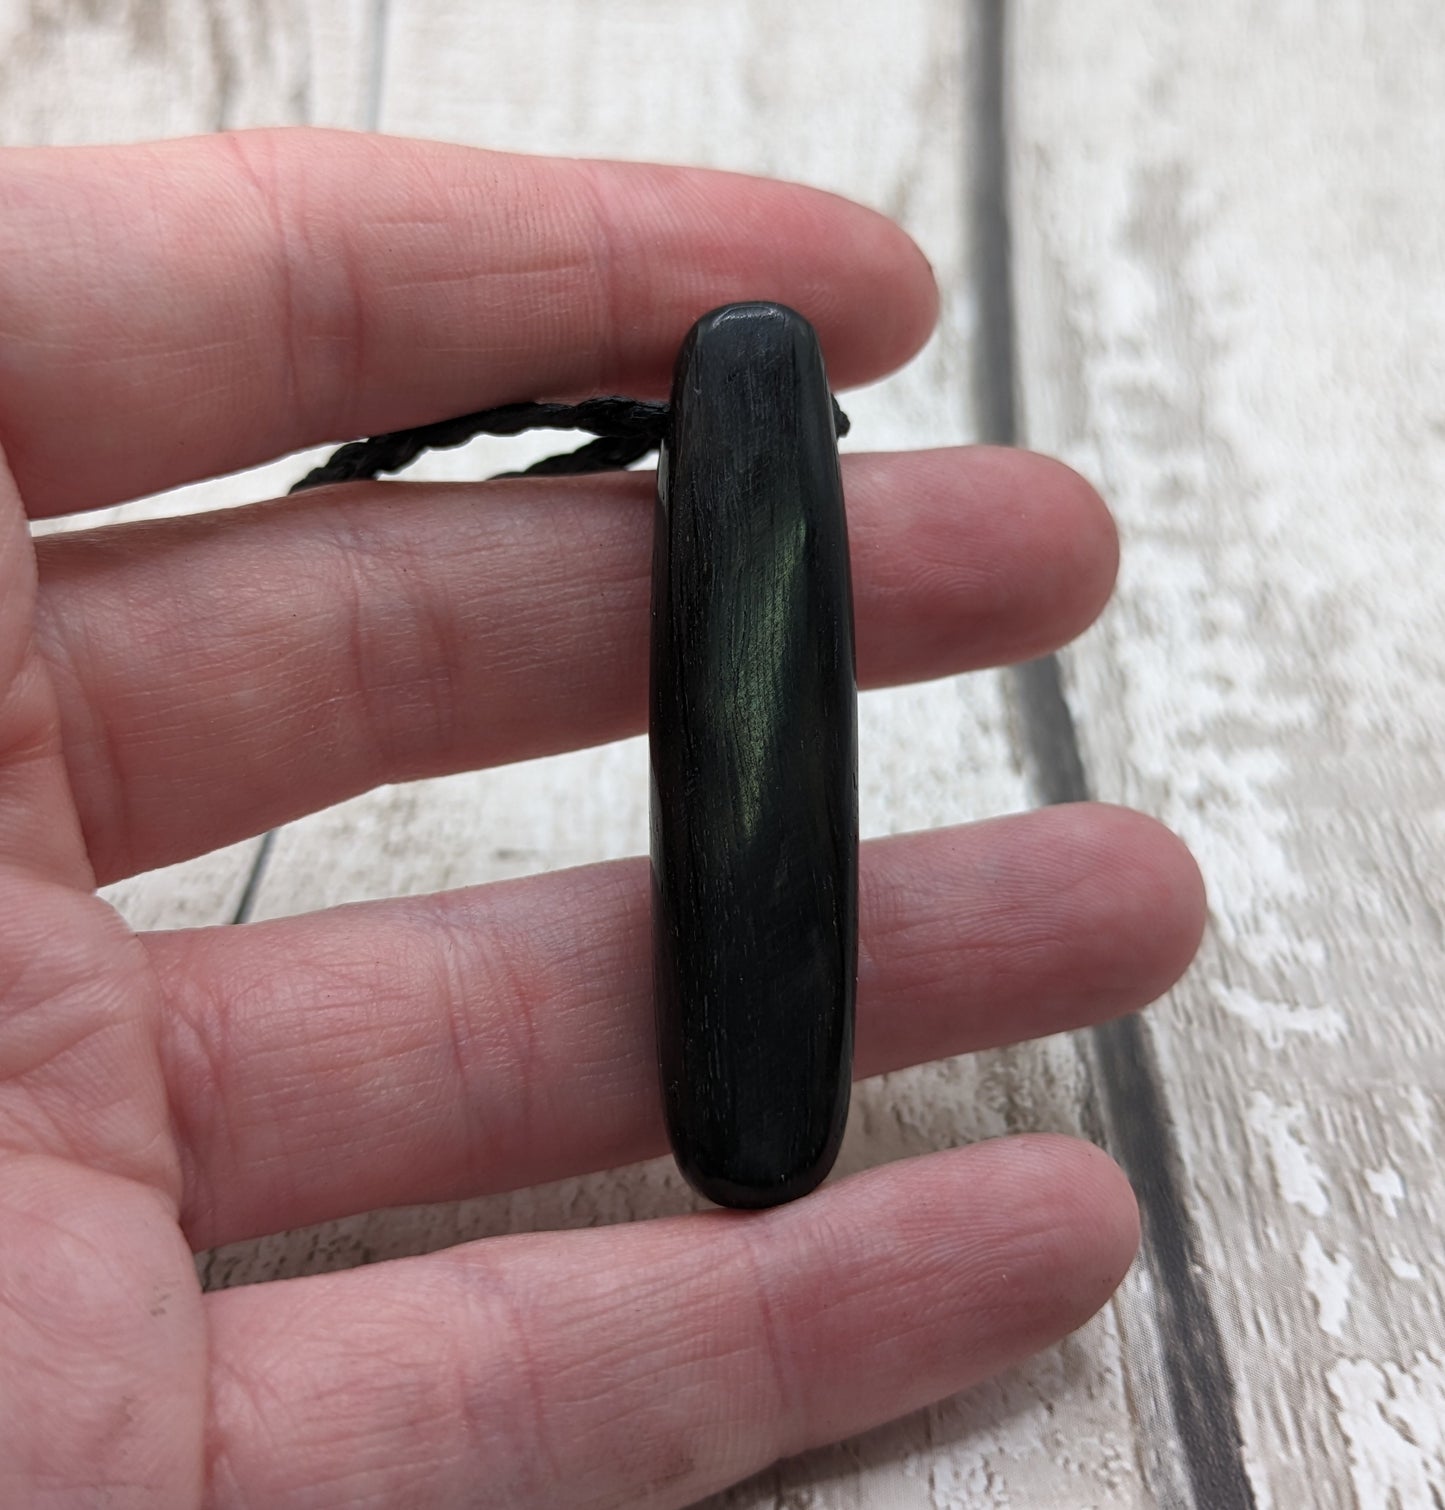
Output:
[0, 130, 1204, 1508]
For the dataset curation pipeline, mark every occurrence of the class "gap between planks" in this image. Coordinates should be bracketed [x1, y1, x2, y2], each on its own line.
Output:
[975, 3, 1256, 1506]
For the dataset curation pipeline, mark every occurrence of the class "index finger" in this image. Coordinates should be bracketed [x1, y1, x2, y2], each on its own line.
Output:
[0, 129, 938, 518]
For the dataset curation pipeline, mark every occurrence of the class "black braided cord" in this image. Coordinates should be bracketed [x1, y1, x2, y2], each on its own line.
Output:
[289, 395, 851, 493]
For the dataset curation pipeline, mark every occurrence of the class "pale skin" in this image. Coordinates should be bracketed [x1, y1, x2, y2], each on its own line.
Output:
[0, 129, 1206, 1507]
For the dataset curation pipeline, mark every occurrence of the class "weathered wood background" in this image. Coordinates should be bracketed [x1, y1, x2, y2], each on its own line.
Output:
[5, 1, 1442, 1504]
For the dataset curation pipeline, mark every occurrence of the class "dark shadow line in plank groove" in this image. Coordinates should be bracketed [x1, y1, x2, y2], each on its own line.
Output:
[969, 0, 1016, 446]
[972, 4, 1256, 1507]
[229, 828, 277, 926]
[365, 0, 392, 130]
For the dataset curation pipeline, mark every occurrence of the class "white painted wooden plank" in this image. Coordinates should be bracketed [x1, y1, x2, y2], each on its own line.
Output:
[213, 3, 1153, 1506]
[0, 0, 373, 143]
[0, 0, 378, 928]
[1011, 4, 1445, 1505]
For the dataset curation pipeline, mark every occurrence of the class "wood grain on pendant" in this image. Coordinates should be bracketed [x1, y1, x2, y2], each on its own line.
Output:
[650, 303, 858, 1209]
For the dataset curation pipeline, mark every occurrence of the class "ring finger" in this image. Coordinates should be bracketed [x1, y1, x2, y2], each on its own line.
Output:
[148, 802, 1205, 1250]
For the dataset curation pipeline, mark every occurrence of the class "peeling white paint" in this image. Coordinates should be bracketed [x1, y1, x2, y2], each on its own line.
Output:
[1401, 1087, 1436, 1154]
[1328, 1353, 1445, 1509]
[1247, 1093, 1331, 1216]
[1012, 5, 1445, 1503]
[1212, 983, 1347, 1049]
[1364, 1166, 1405, 1220]
[1301, 1233, 1353, 1339]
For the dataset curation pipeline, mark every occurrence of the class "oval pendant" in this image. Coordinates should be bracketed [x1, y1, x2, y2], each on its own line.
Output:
[650, 302, 858, 1209]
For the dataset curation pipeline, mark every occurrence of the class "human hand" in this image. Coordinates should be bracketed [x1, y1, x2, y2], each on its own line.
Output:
[0, 130, 1205, 1507]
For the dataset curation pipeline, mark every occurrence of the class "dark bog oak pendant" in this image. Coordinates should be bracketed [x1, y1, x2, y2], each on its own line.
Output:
[650, 302, 858, 1209]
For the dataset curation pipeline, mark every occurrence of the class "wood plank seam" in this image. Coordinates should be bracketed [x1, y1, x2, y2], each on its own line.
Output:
[977, 3, 1257, 1504]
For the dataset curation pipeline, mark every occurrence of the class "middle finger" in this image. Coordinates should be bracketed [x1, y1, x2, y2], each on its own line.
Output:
[36, 446, 1116, 884]
[148, 803, 1204, 1250]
